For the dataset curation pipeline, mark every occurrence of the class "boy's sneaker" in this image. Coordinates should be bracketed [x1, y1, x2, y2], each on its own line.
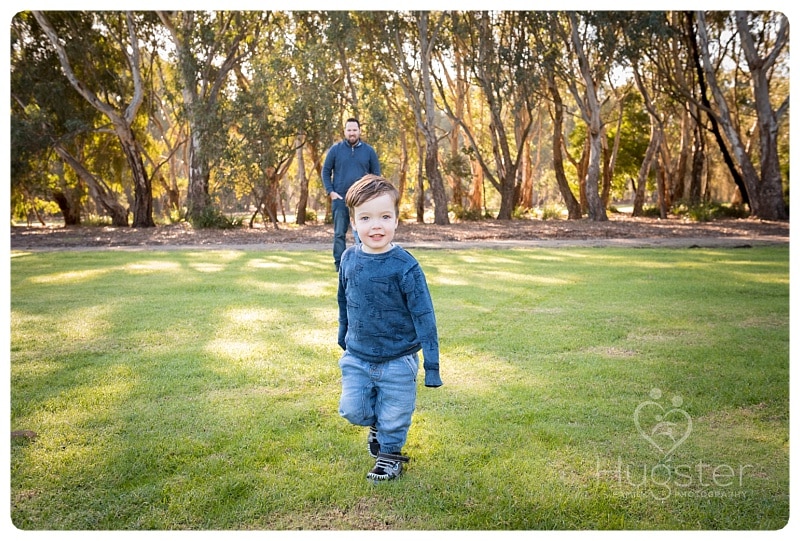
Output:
[367, 452, 409, 482]
[367, 426, 380, 458]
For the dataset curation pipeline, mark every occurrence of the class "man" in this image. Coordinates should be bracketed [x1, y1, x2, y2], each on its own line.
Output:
[322, 118, 381, 271]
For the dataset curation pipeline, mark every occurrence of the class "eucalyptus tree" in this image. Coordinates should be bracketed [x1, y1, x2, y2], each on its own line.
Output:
[615, 11, 675, 216]
[432, 18, 473, 213]
[288, 12, 342, 224]
[362, 71, 418, 215]
[11, 12, 98, 225]
[528, 17, 582, 219]
[437, 11, 540, 220]
[356, 11, 450, 224]
[30, 10, 155, 226]
[325, 11, 362, 118]
[695, 11, 788, 220]
[636, 11, 741, 208]
[557, 12, 627, 221]
[603, 90, 651, 203]
[156, 10, 266, 224]
[146, 53, 189, 215]
[221, 13, 298, 228]
[650, 11, 700, 205]
[336, 12, 415, 215]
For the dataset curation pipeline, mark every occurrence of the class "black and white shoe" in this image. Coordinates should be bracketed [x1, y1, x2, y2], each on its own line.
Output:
[367, 426, 380, 458]
[367, 452, 409, 482]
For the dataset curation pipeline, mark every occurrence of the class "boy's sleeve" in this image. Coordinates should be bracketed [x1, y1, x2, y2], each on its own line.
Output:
[337, 269, 348, 350]
[402, 265, 442, 388]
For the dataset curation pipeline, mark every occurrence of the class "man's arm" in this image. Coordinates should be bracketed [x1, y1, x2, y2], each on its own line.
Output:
[369, 147, 381, 176]
[322, 145, 336, 195]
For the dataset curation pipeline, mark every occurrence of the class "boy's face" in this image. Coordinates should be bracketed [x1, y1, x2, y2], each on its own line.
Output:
[351, 193, 399, 254]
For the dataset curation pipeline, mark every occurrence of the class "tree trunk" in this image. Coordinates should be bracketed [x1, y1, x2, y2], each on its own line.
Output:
[52, 190, 82, 226]
[689, 121, 705, 205]
[657, 162, 668, 219]
[632, 125, 660, 216]
[602, 99, 623, 208]
[566, 137, 590, 213]
[295, 134, 309, 225]
[686, 12, 753, 211]
[734, 11, 788, 220]
[467, 158, 484, 215]
[53, 144, 129, 226]
[397, 130, 409, 202]
[444, 45, 467, 209]
[418, 13, 450, 225]
[600, 130, 612, 208]
[548, 74, 582, 219]
[584, 131, 608, 221]
[120, 132, 155, 227]
[185, 117, 212, 222]
[515, 106, 533, 210]
[517, 137, 533, 210]
[415, 131, 425, 223]
[157, 175, 180, 213]
[263, 168, 280, 230]
[674, 106, 692, 202]
[568, 12, 607, 221]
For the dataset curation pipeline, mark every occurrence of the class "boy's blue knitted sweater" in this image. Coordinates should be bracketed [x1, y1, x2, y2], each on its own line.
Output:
[337, 244, 442, 387]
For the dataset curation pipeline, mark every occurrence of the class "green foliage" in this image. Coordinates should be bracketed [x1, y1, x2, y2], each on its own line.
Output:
[640, 205, 663, 218]
[539, 205, 564, 220]
[167, 208, 185, 224]
[189, 207, 243, 229]
[303, 209, 318, 223]
[606, 90, 652, 197]
[673, 202, 751, 222]
[10, 246, 788, 529]
[511, 207, 530, 220]
[451, 204, 496, 221]
[451, 205, 484, 221]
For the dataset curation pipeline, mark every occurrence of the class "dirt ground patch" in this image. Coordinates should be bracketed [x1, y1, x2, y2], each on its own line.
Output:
[9, 214, 789, 251]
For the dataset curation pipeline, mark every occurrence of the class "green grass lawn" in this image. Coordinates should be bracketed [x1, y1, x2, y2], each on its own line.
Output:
[9, 245, 789, 530]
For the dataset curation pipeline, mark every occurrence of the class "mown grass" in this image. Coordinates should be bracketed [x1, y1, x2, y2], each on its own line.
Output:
[9, 245, 789, 530]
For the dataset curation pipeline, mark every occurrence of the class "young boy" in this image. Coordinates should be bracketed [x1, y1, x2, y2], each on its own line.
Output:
[336, 174, 442, 482]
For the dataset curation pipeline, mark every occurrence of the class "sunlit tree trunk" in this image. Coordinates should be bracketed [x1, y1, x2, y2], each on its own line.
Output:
[567, 12, 607, 221]
[696, 11, 787, 220]
[295, 134, 310, 225]
[547, 72, 582, 219]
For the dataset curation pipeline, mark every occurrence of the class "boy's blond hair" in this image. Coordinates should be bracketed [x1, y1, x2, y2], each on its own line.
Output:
[345, 174, 400, 216]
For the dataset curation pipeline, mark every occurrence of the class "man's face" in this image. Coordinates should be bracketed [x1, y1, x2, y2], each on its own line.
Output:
[344, 121, 361, 145]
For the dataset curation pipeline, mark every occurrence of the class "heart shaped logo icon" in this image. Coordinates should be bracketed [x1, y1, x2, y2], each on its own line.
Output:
[634, 388, 692, 458]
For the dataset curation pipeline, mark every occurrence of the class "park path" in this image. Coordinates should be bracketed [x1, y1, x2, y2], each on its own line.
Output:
[11, 235, 788, 252]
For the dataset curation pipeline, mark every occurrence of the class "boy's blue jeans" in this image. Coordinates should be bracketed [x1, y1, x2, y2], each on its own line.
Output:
[338, 351, 418, 455]
[332, 199, 359, 269]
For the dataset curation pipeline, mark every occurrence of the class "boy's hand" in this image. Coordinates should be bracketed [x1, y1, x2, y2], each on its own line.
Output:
[424, 370, 443, 388]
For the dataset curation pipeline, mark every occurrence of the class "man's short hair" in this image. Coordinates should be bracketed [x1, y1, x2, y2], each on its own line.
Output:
[345, 174, 400, 216]
[345, 117, 360, 127]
